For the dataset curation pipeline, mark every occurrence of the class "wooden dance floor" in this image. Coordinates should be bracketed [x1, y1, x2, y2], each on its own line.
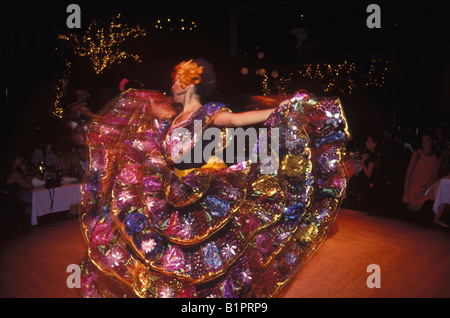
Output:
[0, 209, 449, 298]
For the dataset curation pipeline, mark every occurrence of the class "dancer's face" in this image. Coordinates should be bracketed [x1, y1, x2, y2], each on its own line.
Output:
[171, 76, 188, 104]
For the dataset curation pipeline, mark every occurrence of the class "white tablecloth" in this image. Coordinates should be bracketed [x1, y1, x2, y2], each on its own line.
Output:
[31, 183, 81, 226]
[426, 175, 450, 214]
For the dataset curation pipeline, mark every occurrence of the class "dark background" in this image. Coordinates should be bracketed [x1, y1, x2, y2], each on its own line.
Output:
[1, 0, 449, 152]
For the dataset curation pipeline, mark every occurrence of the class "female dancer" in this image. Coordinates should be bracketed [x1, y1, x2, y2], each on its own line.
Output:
[79, 58, 350, 298]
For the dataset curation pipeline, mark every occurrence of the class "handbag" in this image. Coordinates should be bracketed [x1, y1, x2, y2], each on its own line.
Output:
[45, 171, 61, 189]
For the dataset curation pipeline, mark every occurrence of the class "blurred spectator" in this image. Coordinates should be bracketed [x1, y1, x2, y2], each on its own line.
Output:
[65, 89, 95, 146]
[0, 149, 33, 228]
[434, 126, 450, 178]
[1, 149, 33, 200]
[360, 135, 380, 183]
[390, 132, 408, 193]
[378, 129, 394, 188]
[73, 145, 89, 180]
[55, 144, 78, 178]
[45, 141, 59, 168]
[30, 139, 46, 165]
[403, 131, 442, 211]
[347, 134, 381, 213]
[401, 130, 414, 162]
[30, 138, 59, 170]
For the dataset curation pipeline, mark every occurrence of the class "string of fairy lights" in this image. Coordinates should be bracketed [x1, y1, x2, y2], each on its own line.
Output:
[298, 57, 388, 94]
[245, 56, 389, 96]
[154, 18, 198, 32]
[365, 57, 389, 88]
[53, 59, 71, 118]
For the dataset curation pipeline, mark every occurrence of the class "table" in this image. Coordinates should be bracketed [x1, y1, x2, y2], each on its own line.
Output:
[426, 175, 450, 214]
[31, 183, 81, 226]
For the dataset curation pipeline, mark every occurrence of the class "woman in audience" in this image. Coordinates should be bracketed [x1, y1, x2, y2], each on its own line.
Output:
[1, 150, 33, 202]
[0, 149, 33, 228]
[347, 134, 381, 212]
[403, 131, 442, 211]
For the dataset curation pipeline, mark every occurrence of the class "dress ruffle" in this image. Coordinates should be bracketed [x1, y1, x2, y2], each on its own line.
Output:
[79, 89, 350, 298]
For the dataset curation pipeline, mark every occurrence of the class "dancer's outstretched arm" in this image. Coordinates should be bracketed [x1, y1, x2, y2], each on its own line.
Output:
[212, 100, 289, 127]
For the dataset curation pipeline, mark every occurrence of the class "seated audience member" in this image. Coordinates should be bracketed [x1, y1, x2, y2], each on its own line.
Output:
[56, 144, 78, 178]
[0, 149, 33, 228]
[403, 131, 442, 212]
[31, 139, 59, 168]
[30, 139, 46, 165]
[1, 150, 33, 202]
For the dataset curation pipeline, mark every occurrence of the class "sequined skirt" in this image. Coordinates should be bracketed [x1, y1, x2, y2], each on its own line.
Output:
[79, 90, 350, 298]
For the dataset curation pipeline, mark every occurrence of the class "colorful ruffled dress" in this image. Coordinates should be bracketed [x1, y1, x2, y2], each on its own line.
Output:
[79, 89, 350, 298]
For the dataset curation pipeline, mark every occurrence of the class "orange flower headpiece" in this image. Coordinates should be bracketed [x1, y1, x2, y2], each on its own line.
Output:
[172, 59, 204, 89]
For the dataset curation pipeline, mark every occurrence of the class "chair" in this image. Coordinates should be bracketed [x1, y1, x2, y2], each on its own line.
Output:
[0, 191, 27, 236]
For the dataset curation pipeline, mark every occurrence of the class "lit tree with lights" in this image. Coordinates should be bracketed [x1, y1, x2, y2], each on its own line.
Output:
[53, 14, 147, 118]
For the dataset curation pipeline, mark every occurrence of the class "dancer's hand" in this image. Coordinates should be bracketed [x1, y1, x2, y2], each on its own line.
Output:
[279, 99, 290, 107]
